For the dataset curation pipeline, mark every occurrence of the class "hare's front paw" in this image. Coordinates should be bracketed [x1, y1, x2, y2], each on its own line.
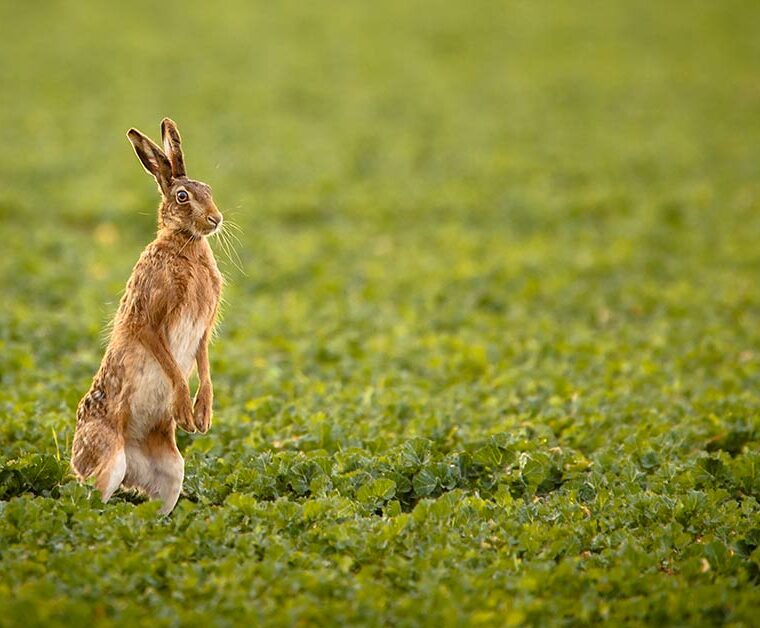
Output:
[174, 386, 196, 432]
[193, 385, 213, 434]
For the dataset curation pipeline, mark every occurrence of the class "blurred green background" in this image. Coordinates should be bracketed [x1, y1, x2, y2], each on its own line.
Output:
[2, 0, 760, 625]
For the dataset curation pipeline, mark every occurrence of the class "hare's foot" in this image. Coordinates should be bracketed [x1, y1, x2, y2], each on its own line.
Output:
[155, 450, 184, 515]
[94, 447, 127, 502]
[173, 383, 196, 433]
[192, 384, 213, 433]
[124, 432, 184, 515]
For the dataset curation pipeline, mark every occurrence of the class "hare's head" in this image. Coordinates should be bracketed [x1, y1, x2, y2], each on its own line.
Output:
[127, 118, 223, 237]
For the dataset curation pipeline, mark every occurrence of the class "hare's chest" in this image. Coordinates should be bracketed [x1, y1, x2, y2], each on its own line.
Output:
[186, 255, 222, 312]
[170, 261, 220, 374]
[168, 314, 206, 375]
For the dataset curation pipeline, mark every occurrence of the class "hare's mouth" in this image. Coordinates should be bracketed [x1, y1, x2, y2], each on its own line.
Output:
[201, 216, 223, 236]
[207, 215, 222, 235]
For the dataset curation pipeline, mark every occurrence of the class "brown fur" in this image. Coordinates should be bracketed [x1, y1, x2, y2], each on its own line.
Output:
[72, 118, 223, 514]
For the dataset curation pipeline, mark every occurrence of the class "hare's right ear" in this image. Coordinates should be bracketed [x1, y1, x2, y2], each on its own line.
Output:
[161, 118, 186, 178]
[127, 128, 173, 194]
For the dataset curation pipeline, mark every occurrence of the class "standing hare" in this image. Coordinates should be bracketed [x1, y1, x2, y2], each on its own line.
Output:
[72, 118, 223, 514]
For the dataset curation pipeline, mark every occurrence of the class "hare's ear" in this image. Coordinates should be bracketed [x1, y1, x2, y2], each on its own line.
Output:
[161, 117, 186, 178]
[127, 128, 173, 194]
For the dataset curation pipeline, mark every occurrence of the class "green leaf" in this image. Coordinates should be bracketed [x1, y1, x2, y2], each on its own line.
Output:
[412, 469, 438, 497]
[473, 444, 503, 468]
[356, 478, 397, 504]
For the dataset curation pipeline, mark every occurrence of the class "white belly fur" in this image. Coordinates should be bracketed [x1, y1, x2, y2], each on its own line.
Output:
[128, 314, 205, 437]
[169, 314, 206, 375]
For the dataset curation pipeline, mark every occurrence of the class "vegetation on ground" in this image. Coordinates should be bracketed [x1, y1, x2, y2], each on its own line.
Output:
[1, 0, 760, 625]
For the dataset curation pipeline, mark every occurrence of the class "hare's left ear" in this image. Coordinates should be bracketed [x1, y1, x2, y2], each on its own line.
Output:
[161, 117, 186, 178]
[127, 128, 173, 195]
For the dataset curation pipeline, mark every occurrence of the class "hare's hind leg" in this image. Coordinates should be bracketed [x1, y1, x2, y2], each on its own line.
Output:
[124, 424, 184, 515]
[72, 412, 126, 503]
[95, 448, 127, 502]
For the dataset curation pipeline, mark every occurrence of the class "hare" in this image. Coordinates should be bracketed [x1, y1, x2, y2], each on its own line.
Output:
[72, 118, 223, 514]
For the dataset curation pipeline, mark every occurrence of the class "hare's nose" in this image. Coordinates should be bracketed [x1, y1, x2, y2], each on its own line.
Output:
[207, 215, 221, 228]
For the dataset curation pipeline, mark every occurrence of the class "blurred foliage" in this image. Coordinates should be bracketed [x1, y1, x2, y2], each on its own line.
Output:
[2, 0, 760, 625]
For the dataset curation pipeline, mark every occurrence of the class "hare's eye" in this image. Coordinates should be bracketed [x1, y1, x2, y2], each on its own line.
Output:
[176, 190, 189, 203]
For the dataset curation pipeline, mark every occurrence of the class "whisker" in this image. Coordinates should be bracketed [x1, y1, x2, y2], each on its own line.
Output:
[212, 237, 228, 267]
[225, 233, 247, 276]
[223, 221, 244, 232]
[219, 218, 245, 250]
[177, 233, 195, 257]
[223, 224, 245, 243]
[213, 228, 246, 276]
[222, 226, 246, 268]
[223, 229, 244, 247]
[226, 209, 247, 221]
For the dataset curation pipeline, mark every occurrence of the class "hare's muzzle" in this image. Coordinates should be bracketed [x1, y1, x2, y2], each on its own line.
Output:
[205, 213, 223, 234]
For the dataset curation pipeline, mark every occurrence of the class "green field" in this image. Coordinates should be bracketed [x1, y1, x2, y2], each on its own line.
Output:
[2, 0, 760, 625]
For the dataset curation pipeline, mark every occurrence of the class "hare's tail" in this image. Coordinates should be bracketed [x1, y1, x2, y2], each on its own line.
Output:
[72, 393, 127, 501]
